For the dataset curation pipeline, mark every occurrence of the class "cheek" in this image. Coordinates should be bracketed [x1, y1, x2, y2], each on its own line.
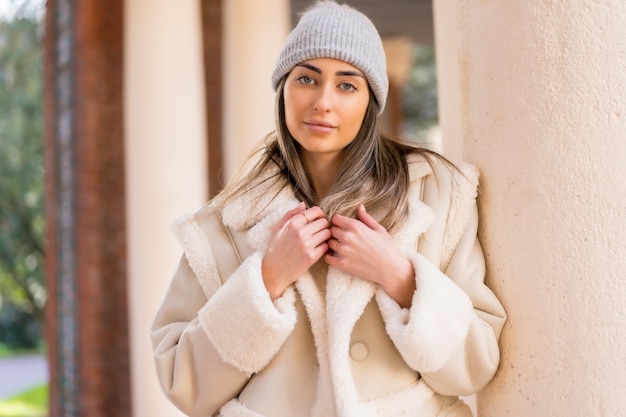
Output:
[283, 86, 309, 140]
[282, 89, 296, 134]
[284, 100, 298, 138]
[349, 99, 370, 133]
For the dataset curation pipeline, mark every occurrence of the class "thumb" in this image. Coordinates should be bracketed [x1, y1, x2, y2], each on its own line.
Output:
[358, 204, 382, 231]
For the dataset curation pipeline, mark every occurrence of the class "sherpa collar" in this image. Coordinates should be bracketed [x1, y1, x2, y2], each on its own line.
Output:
[220, 154, 435, 416]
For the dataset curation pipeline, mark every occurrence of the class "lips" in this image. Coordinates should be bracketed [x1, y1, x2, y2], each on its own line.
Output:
[304, 119, 337, 133]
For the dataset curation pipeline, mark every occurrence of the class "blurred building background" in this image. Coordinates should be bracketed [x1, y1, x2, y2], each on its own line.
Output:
[2, 0, 625, 416]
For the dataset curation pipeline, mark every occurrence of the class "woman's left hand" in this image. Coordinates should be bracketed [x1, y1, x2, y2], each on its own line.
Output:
[324, 204, 416, 308]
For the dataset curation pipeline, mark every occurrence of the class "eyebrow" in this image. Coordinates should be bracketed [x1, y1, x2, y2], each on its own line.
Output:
[295, 62, 365, 79]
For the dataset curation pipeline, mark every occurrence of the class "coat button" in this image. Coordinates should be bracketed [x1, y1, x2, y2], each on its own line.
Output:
[350, 342, 369, 361]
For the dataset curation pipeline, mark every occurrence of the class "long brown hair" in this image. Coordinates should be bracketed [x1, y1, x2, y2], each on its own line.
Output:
[212, 77, 453, 232]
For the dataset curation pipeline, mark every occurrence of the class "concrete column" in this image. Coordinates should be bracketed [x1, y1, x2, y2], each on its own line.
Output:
[441, 1, 626, 415]
[222, 0, 290, 180]
[432, 0, 463, 161]
[124, 1, 206, 416]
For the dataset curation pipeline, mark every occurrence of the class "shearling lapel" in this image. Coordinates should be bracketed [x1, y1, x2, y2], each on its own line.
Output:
[324, 158, 434, 338]
[295, 275, 335, 417]
[221, 175, 299, 251]
[325, 265, 376, 416]
[322, 168, 433, 416]
[220, 157, 436, 416]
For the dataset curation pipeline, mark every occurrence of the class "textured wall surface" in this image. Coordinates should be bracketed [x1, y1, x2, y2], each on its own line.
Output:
[125, 1, 292, 416]
[222, 0, 290, 180]
[124, 1, 207, 416]
[449, 1, 626, 415]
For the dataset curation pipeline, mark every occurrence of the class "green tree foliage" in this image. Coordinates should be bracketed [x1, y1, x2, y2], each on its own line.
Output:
[0, 1, 45, 347]
[402, 44, 439, 142]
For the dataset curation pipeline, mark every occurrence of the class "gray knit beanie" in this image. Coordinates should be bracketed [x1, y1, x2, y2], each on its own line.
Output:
[272, 1, 388, 114]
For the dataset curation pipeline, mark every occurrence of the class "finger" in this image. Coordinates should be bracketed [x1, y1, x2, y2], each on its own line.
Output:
[312, 242, 330, 262]
[330, 213, 354, 229]
[330, 225, 351, 242]
[298, 210, 311, 224]
[296, 206, 326, 226]
[324, 250, 342, 265]
[306, 216, 330, 232]
[327, 238, 340, 253]
[310, 228, 332, 248]
[329, 225, 346, 242]
[276, 202, 306, 230]
[357, 204, 383, 231]
[306, 206, 326, 222]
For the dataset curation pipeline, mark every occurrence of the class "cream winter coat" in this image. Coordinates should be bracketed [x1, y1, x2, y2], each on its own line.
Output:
[151, 154, 506, 417]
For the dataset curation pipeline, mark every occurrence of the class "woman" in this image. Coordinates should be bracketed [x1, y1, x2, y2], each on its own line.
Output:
[152, 2, 506, 416]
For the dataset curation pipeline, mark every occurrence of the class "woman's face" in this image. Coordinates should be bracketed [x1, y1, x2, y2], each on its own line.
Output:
[283, 58, 370, 163]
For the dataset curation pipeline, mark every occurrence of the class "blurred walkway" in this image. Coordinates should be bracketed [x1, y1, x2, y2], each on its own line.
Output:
[0, 354, 48, 400]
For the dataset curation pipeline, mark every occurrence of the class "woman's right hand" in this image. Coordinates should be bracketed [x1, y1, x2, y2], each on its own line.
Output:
[262, 202, 330, 300]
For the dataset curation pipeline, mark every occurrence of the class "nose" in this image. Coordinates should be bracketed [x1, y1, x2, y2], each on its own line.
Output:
[313, 83, 333, 113]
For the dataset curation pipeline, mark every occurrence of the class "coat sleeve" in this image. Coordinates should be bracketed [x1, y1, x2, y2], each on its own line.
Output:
[376, 163, 506, 396]
[420, 203, 506, 395]
[151, 212, 297, 416]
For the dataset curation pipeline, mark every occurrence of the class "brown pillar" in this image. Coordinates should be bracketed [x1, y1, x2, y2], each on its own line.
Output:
[201, 0, 224, 199]
[44, 0, 131, 416]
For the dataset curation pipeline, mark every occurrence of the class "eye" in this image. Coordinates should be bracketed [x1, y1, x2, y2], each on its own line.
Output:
[339, 82, 357, 92]
[296, 75, 315, 85]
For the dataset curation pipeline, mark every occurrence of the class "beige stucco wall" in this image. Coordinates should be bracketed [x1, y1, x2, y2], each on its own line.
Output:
[125, 1, 291, 416]
[222, 0, 291, 180]
[125, 1, 206, 416]
[432, 0, 463, 162]
[436, 1, 626, 415]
